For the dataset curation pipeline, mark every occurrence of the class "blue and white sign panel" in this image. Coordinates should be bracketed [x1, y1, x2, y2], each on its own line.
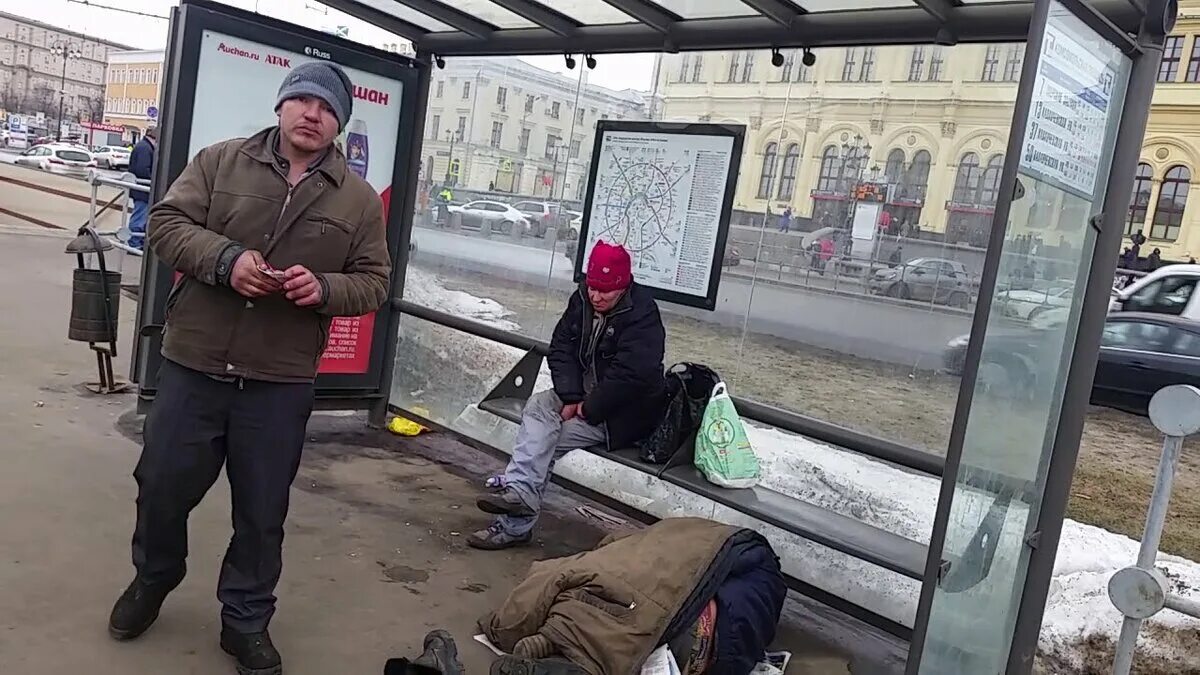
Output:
[146, 105, 159, 120]
[1021, 7, 1121, 200]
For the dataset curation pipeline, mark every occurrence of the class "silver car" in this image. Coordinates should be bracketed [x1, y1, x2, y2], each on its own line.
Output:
[14, 143, 95, 177]
[869, 257, 972, 308]
[448, 200, 530, 234]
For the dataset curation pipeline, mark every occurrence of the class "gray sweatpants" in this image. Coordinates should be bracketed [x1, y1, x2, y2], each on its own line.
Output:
[496, 389, 607, 537]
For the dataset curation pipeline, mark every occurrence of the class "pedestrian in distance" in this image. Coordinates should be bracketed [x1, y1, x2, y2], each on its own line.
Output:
[779, 205, 792, 233]
[127, 125, 158, 250]
[107, 61, 391, 675]
[469, 241, 666, 550]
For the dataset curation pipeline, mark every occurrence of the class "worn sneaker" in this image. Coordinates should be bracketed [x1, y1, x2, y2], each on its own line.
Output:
[490, 655, 585, 675]
[484, 475, 507, 490]
[413, 629, 465, 675]
[467, 523, 532, 551]
[220, 627, 282, 675]
[476, 488, 535, 517]
[108, 572, 183, 641]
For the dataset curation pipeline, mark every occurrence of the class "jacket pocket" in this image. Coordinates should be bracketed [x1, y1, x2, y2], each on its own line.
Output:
[164, 277, 189, 322]
[573, 587, 636, 618]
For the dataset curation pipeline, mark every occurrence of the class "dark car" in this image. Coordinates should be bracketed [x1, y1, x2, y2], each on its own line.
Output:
[943, 312, 1200, 413]
[868, 257, 973, 308]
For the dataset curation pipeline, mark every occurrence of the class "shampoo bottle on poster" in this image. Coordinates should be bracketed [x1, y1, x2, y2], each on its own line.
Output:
[346, 119, 368, 179]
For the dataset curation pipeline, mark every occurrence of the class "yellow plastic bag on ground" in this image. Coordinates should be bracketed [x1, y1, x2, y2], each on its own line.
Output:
[387, 415, 429, 437]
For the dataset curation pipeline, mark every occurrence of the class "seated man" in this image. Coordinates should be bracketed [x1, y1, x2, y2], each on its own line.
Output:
[468, 241, 666, 550]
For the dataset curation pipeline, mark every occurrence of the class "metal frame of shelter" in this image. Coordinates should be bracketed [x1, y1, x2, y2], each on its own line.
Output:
[140, 0, 1175, 671]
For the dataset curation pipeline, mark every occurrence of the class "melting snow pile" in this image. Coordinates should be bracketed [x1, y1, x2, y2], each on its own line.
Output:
[402, 268, 1200, 671]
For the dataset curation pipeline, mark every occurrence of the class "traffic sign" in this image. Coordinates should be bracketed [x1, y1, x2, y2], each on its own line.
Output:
[146, 106, 159, 120]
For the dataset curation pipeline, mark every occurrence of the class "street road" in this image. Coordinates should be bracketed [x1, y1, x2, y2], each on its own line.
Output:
[412, 227, 972, 368]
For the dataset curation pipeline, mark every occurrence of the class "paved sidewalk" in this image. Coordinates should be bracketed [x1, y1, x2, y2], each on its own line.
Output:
[0, 231, 879, 674]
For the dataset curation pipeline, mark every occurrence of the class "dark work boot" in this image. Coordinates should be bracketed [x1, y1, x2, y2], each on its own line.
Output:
[385, 630, 464, 675]
[220, 627, 282, 675]
[490, 655, 586, 675]
[108, 573, 184, 641]
[476, 488, 535, 518]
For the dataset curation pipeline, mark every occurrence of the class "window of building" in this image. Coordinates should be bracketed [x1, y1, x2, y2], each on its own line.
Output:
[1002, 45, 1023, 81]
[757, 142, 778, 199]
[908, 47, 925, 82]
[727, 52, 741, 82]
[1188, 38, 1200, 82]
[981, 45, 1001, 81]
[525, 94, 535, 113]
[490, 121, 503, 148]
[860, 48, 876, 82]
[884, 149, 906, 184]
[952, 153, 982, 203]
[841, 49, 857, 81]
[691, 53, 703, 82]
[462, 81, 471, 99]
[430, 114, 440, 140]
[1127, 162, 1153, 235]
[678, 53, 691, 82]
[435, 80, 443, 98]
[777, 143, 800, 200]
[550, 101, 560, 118]
[518, 128, 530, 155]
[740, 51, 755, 82]
[575, 108, 584, 124]
[978, 155, 1005, 205]
[817, 145, 845, 192]
[1151, 165, 1191, 241]
[1161, 36, 1184, 82]
[570, 137, 582, 159]
[901, 149, 932, 203]
[545, 134, 561, 159]
[497, 86, 507, 107]
[779, 49, 809, 83]
[456, 116, 466, 138]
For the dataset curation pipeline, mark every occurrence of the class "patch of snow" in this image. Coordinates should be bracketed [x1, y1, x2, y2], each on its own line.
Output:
[403, 267, 520, 332]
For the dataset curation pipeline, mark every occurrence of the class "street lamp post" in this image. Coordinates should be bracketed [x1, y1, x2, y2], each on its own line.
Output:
[51, 41, 83, 141]
[837, 134, 872, 229]
[444, 129, 460, 185]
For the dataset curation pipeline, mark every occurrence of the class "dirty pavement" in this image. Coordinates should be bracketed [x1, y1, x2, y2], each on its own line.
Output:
[0, 230, 878, 673]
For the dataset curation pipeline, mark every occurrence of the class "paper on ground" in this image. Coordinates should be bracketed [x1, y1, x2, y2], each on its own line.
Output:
[473, 634, 506, 657]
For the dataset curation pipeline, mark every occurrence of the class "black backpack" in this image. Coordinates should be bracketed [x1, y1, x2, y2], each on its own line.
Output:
[637, 363, 721, 464]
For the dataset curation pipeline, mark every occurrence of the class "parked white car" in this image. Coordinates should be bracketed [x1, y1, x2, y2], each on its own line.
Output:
[14, 143, 96, 177]
[447, 200, 530, 234]
[995, 285, 1074, 320]
[92, 145, 131, 169]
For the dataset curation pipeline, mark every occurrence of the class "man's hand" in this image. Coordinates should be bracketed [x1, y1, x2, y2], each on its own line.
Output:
[230, 250, 282, 298]
[282, 265, 324, 307]
[561, 402, 582, 421]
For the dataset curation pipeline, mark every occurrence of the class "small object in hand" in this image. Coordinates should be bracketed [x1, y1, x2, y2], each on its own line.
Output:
[258, 264, 288, 281]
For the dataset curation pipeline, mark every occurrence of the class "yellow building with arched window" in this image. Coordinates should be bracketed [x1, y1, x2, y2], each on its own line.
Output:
[656, 1, 1200, 260]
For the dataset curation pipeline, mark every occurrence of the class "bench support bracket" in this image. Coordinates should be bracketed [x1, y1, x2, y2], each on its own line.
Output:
[482, 348, 543, 405]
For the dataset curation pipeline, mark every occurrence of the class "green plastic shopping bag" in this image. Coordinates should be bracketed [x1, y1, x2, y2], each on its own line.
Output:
[694, 382, 760, 489]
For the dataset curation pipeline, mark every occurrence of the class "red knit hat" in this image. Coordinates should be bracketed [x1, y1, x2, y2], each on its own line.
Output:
[586, 241, 633, 292]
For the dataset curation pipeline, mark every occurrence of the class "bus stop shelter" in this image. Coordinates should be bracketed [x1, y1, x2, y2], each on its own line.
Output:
[134, 0, 1175, 672]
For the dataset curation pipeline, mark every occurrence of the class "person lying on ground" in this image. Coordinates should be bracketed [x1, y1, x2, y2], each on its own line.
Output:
[468, 241, 666, 550]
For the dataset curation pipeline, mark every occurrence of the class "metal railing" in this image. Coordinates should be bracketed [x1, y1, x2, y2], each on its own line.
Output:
[87, 171, 149, 257]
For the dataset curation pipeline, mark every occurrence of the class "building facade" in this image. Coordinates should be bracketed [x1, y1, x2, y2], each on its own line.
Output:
[657, 1, 1200, 260]
[0, 11, 129, 129]
[423, 57, 648, 201]
[102, 49, 165, 140]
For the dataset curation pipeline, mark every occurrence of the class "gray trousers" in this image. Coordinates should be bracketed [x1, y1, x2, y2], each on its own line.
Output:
[496, 390, 607, 537]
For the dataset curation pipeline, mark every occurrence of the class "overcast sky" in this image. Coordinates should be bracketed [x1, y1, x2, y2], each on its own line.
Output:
[0, 0, 654, 91]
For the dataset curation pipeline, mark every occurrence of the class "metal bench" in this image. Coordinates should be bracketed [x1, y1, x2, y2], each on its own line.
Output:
[397, 300, 1016, 640]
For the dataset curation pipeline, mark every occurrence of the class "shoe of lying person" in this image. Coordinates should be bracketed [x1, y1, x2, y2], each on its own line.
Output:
[490, 655, 586, 675]
[467, 523, 533, 551]
[476, 488, 536, 518]
[412, 629, 465, 675]
[108, 573, 184, 641]
[220, 627, 282, 675]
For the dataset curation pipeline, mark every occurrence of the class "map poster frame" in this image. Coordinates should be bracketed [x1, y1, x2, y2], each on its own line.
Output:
[573, 120, 746, 311]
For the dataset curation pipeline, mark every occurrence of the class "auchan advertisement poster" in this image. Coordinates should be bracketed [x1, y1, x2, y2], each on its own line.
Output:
[187, 30, 404, 374]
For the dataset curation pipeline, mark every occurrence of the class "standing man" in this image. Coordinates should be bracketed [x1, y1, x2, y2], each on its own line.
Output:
[778, 205, 793, 233]
[127, 125, 157, 250]
[107, 62, 391, 675]
[469, 242, 666, 550]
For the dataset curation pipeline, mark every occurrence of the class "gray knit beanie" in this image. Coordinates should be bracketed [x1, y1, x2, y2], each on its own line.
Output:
[275, 61, 354, 131]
